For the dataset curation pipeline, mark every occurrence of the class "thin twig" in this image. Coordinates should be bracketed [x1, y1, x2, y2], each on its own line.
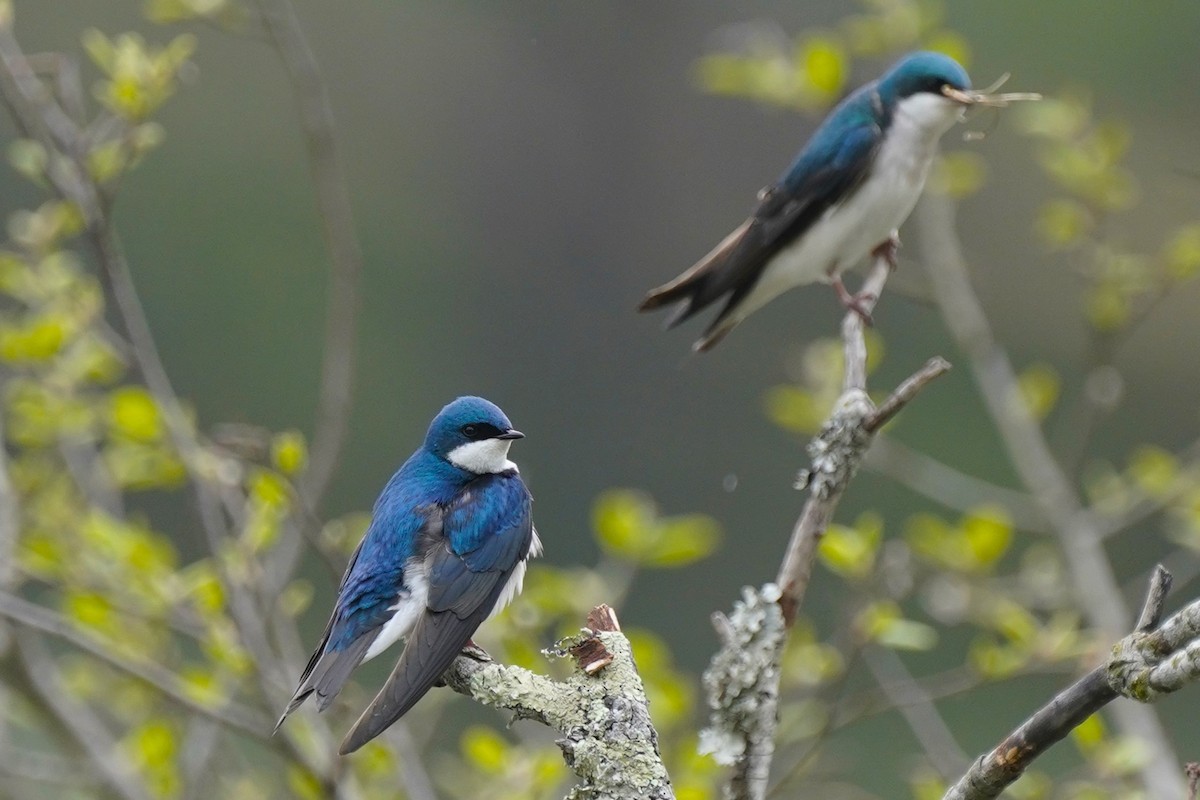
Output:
[1136, 564, 1173, 633]
[864, 356, 951, 432]
[256, 0, 361, 510]
[777, 256, 892, 624]
[865, 436, 1047, 531]
[15, 629, 153, 800]
[0, 412, 18, 593]
[943, 566, 1196, 799]
[916, 193, 1186, 798]
[0, 742, 99, 788]
[0, 590, 270, 737]
[863, 647, 970, 780]
[708, 256, 949, 800]
[383, 723, 440, 800]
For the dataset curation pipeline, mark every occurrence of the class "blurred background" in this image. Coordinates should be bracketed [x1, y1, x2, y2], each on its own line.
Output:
[3, 1, 1200, 795]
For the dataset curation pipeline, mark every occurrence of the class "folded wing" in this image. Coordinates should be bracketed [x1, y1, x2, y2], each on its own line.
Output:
[340, 474, 533, 754]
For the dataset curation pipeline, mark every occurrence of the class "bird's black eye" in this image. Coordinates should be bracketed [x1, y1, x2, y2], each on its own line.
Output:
[460, 422, 502, 441]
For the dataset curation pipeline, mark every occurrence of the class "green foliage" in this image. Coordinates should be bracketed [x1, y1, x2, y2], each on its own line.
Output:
[82, 30, 195, 121]
[766, 331, 884, 435]
[818, 511, 883, 579]
[592, 489, 721, 568]
[144, 0, 245, 27]
[696, 0, 969, 114]
[1015, 362, 1061, 421]
[1, 2, 1194, 799]
[1017, 96, 1200, 333]
[906, 505, 1013, 574]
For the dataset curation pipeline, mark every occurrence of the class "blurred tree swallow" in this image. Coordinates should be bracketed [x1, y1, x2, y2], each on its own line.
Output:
[639, 50, 975, 351]
[275, 396, 540, 754]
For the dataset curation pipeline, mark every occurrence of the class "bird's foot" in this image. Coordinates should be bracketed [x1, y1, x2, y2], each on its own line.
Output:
[461, 640, 492, 663]
[833, 277, 876, 326]
[872, 232, 901, 270]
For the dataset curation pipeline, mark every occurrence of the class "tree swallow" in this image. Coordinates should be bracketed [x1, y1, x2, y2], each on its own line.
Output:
[275, 396, 540, 754]
[639, 50, 975, 351]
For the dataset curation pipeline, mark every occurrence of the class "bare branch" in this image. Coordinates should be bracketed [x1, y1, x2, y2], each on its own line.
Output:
[864, 357, 951, 432]
[864, 436, 1047, 531]
[15, 629, 153, 800]
[700, 585, 786, 798]
[256, 0, 362, 509]
[1136, 564, 1173, 633]
[915, 193, 1186, 797]
[0, 411, 18, 594]
[0, 589, 271, 737]
[944, 566, 1200, 799]
[863, 647, 969, 780]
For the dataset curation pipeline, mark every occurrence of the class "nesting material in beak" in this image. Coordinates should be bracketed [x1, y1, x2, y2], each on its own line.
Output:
[941, 77, 1042, 108]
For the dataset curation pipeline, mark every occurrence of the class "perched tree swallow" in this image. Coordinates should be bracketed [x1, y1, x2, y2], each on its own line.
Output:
[639, 50, 975, 351]
[275, 396, 540, 754]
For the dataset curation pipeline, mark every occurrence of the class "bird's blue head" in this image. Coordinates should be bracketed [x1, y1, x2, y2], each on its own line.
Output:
[877, 51, 972, 109]
[424, 396, 523, 475]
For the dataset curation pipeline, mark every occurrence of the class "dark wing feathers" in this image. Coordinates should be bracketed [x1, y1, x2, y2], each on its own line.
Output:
[639, 105, 882, 345]
[338, 587, 502, 754]
[339, 475, 533, 754]
[275, 509, 438, 733]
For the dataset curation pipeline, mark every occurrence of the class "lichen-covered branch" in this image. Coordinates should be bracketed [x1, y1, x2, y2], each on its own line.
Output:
[443, 605, 673, 800]
[703, 256, 951, 800]
[943, 565, 1200, 800]
[699, 586, 786, 799]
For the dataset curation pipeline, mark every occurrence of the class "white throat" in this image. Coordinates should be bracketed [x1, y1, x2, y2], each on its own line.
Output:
[447, 438, 517, 474]
[889, 92, 965, 146]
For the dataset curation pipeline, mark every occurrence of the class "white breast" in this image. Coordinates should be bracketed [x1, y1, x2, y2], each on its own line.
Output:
[733, 92, 964, 322]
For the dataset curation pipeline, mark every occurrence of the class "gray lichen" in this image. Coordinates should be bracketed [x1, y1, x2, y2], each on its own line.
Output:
[443, 627, 673, 800]
[804, 389, 874, 500]
[699, 585, 787, 800]
[1108, 598, 1200, 702]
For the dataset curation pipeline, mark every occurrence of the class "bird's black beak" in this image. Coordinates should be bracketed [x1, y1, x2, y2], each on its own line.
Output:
[496, 429, 524, 440]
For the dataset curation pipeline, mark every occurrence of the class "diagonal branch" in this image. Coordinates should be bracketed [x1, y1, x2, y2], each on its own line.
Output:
[0, 589, 271, 737]
[865, 436, 1047, 531]
[703, 255, 952, 800]
[943, 564, 1199, 800]
[14, 629, 153, 800]
[256, 0, 362, 510]
[916, 193, 1186, 797]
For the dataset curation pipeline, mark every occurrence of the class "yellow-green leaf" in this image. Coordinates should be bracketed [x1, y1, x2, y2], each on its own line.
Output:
[1072, 713, 1106, 753]
[109, 386, 162, 441]
[271, 429, 308, 475]
[461, 726, 508, 774]
[818, 512, 882, 579]
[963, 505, 1013, 565]
[1036, 199, 1092, 248]
[1127, 445, 1177, 498]
[1164, 223, 1200, 280]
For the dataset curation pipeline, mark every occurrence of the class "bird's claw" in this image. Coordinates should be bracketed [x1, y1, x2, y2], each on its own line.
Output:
[460, 641, 492, 663]
[833, 278, 876, 326]
[872, 232, 901, 270]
